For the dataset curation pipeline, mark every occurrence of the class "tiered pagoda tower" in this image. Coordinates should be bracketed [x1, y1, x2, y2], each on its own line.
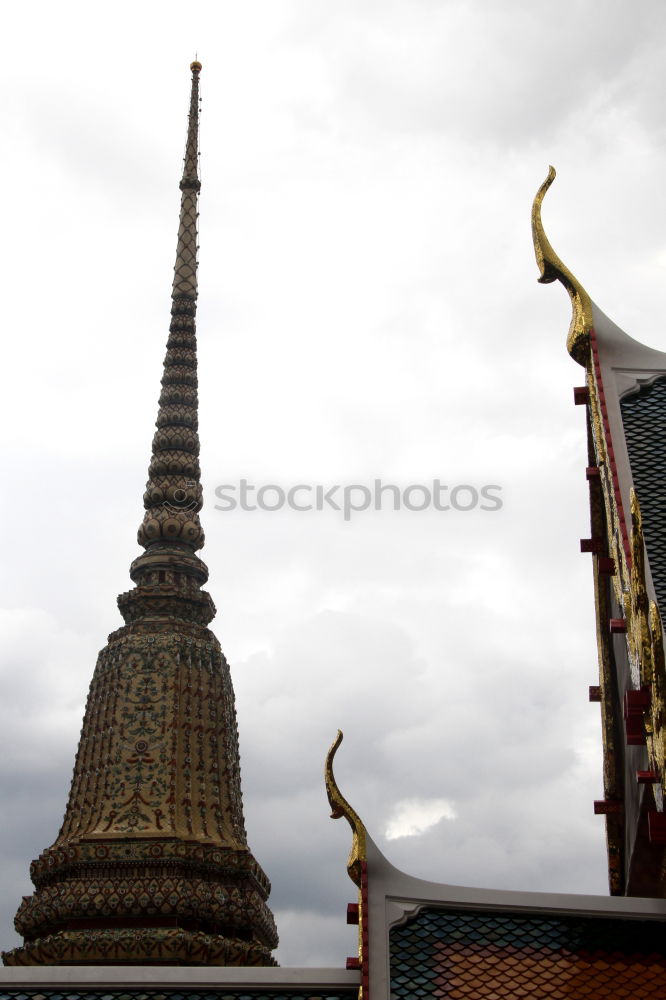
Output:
[532, 167, 666, 897]
[2, 62, 278, 967]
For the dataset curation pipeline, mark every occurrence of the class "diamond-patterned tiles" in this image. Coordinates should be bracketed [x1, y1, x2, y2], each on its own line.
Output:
[621, 376, 666, 613]
[390, 907, 666, 998]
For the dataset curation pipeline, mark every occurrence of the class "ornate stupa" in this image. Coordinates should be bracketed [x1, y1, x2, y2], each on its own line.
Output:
[2, 62, 278, 967]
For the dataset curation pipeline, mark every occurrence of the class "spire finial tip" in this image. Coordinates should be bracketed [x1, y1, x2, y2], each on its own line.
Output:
[190, 59, 202, 73]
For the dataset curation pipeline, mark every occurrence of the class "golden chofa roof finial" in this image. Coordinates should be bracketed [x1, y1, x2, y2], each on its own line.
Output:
[325, 730, 367, 887]
[531, 166, 593, 367]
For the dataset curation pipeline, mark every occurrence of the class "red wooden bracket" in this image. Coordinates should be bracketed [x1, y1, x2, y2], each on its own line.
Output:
[648, 811, 666, 845]
[625, 718, 647, 745]
[347, 903, 359, 925]
[624, 689, 650, 745]
[586, 466, 600, 481]
[594, 799, 623, 815]
[589, 686, 601, 702]
[610, 618, 627, 633]
[346, 957, 361, 970]
[580, 537, 603, 553]
[574, 386, 590, 405]
[637, 771, 659, 784]
[598, 557, 616, 575]
[624, 689, 651, 715]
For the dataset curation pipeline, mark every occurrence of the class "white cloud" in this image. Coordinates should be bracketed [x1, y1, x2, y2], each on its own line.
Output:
[385, 797, 457, 840]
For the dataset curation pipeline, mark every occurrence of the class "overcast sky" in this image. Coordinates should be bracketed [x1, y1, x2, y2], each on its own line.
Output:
[3, 0, 666, 968]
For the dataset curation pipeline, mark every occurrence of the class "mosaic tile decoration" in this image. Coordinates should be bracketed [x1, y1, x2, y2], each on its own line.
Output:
[390, 906, 666, 998]
[621, 375, 666, 614]
[0, 991, 354, 1000]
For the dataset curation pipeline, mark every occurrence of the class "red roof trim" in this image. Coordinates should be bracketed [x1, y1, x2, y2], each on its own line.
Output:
[361, 859, 369, 999]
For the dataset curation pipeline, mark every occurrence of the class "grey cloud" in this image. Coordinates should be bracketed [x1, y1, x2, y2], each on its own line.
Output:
[2, 0, 663, 968]
[281, 0, 665, 146]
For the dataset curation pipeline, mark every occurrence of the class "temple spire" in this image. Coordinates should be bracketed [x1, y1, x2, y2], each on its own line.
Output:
[121, 61, 217, 633]
[173, 59, 201, 299]
[3, 62, 278, 967]
[136, 59, 205, 561]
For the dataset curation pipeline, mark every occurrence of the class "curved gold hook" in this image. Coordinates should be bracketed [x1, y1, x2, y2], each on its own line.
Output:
[325, 730, 367, 887]
[531, 166, 593, 366]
